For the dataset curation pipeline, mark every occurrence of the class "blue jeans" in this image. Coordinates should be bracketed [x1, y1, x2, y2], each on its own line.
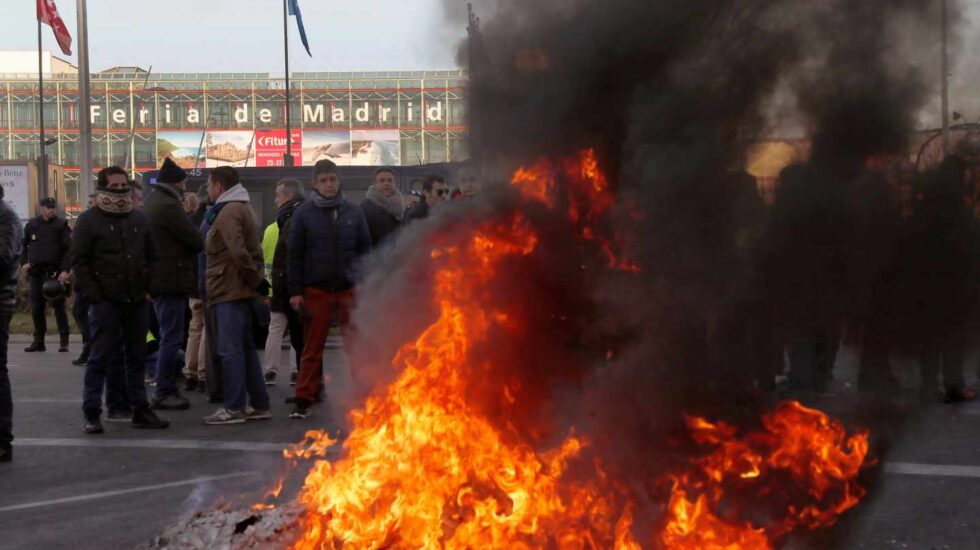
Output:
[83, 301, 150, 416]
[153, 295, 187, 398]
[214, 299, 269, 412]
[0, 313, 12, 452]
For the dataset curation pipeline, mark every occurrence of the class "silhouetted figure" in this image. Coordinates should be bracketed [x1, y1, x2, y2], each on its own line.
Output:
[899, 157, 980, 403]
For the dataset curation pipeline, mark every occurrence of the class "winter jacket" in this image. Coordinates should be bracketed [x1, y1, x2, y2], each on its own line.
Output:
[262, 223, 278, 283]
[287, 199, 371, 296]
[22, 215, 71, 274]
[361, 198, 401, 246]
[0, 201, 23, 315]
[144, 182, 204, 297]
[405, 198, 430, 221]
[71, 207, 157, 304]
[270, 198, 302, 312]
[205, 184, 264, 306]
[197, 218, 211, 305]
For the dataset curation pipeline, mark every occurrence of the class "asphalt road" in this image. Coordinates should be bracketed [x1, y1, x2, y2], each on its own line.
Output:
[1, 337, 980, 549]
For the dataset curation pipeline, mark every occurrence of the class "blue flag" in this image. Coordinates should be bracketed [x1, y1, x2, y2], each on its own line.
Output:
[287, 0, 312, 57]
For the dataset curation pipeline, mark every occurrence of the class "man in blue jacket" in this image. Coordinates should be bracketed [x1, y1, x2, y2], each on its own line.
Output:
[287, 159, 371, 419]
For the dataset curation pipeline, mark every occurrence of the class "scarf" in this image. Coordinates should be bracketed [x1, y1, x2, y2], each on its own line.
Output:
[95, 188, 134, 214]
[312, 189, 345, 209]
[366, 186, 405, 221]
[204, 202, 229, 226]
[277, 198, 304, 228]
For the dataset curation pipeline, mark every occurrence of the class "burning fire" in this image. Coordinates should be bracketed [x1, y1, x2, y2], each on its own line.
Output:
[271, 151, 871, 549]
[661, 402, 871, 549]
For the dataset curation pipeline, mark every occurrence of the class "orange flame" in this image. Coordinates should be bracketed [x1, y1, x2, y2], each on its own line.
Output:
[270, 150, 871, 549]
[285, 215, 635, 549]
[511, 149, 640, 272]
[661, 401, 871, 549]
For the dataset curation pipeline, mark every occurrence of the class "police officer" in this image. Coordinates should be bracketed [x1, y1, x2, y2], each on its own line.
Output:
[22, 197, 71, 353]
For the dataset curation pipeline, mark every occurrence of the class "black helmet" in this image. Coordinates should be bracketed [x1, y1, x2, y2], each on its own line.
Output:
[42, 279, 66, 301]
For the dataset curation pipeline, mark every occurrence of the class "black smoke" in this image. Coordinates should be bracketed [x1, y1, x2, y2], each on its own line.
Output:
[346, 0, 967, 545]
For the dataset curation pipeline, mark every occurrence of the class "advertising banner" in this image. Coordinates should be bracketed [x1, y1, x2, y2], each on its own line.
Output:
[204, 131, 256, 168]
[156, 131, 205, 169]
[0, 165, 30, 221]
[255, 129, 303, 167]
[302, 130, 352, 166]
[350, 129, 400, 166]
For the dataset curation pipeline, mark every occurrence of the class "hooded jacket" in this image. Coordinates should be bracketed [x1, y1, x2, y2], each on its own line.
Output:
[144, 182, 204, 296]
[204, 184, 264, 306]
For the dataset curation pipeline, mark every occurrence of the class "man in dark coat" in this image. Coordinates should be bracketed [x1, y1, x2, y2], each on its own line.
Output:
[70, 193, 97, 366]
[0, 185, 23, 463]
[405, 173, 449, 221]
[270, 179, 305, 386]
[360, 167, 404, 246]
[144, 158, 204, 410]
[288, 159, 371, 418]
[22, 197, 72, 353]
[72, 166, 169, 433]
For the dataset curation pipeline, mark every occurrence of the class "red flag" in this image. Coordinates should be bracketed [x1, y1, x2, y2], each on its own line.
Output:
[37, 0, 73, 56]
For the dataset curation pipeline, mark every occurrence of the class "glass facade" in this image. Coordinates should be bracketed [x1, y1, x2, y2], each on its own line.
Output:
[0, 69, 468, 204]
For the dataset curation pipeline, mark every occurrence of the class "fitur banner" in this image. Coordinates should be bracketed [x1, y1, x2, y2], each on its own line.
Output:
[158, 129, 400, 168]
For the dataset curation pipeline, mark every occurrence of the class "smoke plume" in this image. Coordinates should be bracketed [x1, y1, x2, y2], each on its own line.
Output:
[342, 0, 966, 545]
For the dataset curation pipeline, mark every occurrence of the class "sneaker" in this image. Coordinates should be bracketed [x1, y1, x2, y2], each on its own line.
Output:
[245, 407, 272, 420]
[83, 415, 104, 434]
[132, 408, 170, 429]
[145, 375, 156, 386]
[183, 378, 199, 392]
[71, 351, 89, 366]
[290, 371, 297, 386]
[150, 394, 191, 410]
[24, 342, 45, 353]
[289, 402, 312, 419]
[105, 410, 133, 423]
[204, 408, 247, 425]
[58, 345, 69, 353]
[264, 371, 277, 386]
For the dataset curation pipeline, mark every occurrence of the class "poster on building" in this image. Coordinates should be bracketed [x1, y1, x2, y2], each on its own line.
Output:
[255, 129, 303, 167]
[204, 131, 256, 168]
[350, 129, 400, 166]
[0, 165, 30, 221]
[156, 131, 205, 169]
[302, 130, 352, 166]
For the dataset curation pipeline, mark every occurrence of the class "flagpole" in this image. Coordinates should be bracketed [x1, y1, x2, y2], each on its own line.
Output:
[37, 17, 48, 201]
[283, 0, 294, 167]
[77, 0, 93, 202]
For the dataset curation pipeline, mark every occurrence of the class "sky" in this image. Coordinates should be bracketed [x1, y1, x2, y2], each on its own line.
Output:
[3, 0, 466, 72]
[5, 0, 980, 126]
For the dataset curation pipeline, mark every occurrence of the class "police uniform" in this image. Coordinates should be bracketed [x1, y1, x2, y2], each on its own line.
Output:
[22, 198, 71, 352]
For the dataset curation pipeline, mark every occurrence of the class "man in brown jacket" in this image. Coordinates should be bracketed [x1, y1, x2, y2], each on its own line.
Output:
[202, 167, 270, 425]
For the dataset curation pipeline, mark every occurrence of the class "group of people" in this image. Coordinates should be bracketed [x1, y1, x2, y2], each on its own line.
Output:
[0, 155, 470, 462]
[697, 156, 980, 406]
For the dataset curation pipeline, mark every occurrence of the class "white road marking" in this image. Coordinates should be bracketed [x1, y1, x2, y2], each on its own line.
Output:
[884, 462, 980, 479]
[15, 437, 292, 453]
[0, 471, 259, 513]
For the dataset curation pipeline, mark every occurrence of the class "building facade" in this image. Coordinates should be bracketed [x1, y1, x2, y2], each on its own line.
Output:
[0, 66, 467, 207]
